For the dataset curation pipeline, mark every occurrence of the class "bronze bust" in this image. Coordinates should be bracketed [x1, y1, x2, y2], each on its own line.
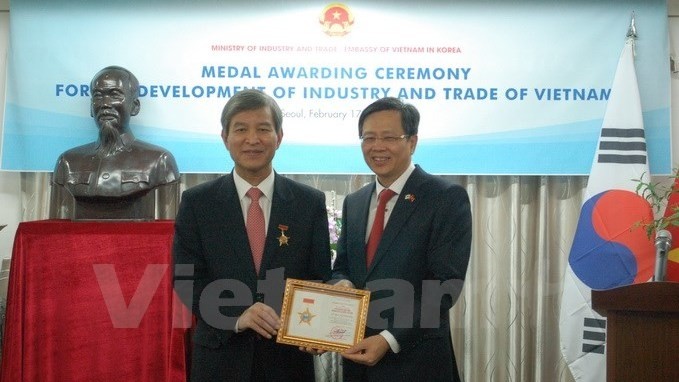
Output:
[52, 66, 180, 220]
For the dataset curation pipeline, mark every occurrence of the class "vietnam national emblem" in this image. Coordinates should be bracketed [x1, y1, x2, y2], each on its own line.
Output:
[319, 3, 354, 37]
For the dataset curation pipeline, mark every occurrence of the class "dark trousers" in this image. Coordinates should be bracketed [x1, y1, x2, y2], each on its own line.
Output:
[190, 334, 315, 382]
[343, 335, 461, 382]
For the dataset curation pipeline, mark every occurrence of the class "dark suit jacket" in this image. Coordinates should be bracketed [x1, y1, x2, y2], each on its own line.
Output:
[332, 165, 472, 382]
[173, 172, 331, 381]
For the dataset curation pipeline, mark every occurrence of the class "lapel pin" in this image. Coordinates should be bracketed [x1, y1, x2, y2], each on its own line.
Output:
[405, 194, 416, 202]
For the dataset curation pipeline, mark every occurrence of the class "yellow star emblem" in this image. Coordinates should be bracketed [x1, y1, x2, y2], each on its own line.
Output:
[297, 307, 316, 325]
[277, 224, 290, 246]
[278, 232, 289, 246]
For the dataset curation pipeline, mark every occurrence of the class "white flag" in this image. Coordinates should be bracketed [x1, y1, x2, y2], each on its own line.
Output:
[558, 37, 655, 381]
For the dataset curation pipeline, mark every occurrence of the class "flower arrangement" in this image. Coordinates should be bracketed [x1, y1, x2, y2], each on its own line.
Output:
[634, 172, 679, 281]
[327, 205, 342, 264]
[634, 171, 679, 239]
[326, 191, 342, 264]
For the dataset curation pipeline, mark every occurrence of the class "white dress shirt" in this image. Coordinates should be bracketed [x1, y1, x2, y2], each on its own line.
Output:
[233, 170, 275, 235]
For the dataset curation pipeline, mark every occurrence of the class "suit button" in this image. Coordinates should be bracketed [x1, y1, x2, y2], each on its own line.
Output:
[255, 293, 264, 302]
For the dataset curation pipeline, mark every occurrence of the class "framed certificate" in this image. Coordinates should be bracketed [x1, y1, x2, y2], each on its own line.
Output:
[276, 278, 370, 352]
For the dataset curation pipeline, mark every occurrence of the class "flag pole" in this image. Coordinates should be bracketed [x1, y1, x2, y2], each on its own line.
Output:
[626, 12, 637, 39]
[627, 12, 637, 56]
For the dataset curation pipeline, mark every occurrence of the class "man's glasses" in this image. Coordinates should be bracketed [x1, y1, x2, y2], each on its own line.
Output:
[360, 135, 409, 145]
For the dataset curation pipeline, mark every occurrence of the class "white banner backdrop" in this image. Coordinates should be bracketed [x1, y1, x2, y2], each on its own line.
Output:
[1, 0, 670, 174]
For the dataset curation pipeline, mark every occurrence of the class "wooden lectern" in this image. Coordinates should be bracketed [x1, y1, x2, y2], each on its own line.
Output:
[591, 282, 679, 382]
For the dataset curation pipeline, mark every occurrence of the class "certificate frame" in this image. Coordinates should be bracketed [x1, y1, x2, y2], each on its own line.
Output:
[276, 278, 370, 352]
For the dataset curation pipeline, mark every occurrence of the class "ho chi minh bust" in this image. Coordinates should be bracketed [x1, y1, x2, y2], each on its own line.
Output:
[52, 66, 180, 220]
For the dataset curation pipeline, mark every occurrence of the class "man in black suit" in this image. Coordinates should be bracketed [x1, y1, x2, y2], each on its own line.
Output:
[173, 89, 331, 381]
[332, 97, 472, 381]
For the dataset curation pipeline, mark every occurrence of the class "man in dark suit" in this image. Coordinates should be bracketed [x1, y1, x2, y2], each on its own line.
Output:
[173, 89, 331, 381]
[332, 97, 472, 381]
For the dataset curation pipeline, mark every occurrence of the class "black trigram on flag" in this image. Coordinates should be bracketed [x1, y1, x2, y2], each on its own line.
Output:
[582, 317, 606, 354]
[597, 128, 647, 165]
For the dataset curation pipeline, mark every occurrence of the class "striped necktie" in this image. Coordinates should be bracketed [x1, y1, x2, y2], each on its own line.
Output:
[246, 187, 265, 274]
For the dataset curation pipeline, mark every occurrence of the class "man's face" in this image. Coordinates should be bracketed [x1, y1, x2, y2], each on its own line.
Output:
[90, 70, 139, 134]
[360, 110, 417, 187]
[222, 107, 283, 183]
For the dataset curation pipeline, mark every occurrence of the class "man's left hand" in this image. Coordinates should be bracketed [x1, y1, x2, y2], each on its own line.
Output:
[341, 335, 390, 366]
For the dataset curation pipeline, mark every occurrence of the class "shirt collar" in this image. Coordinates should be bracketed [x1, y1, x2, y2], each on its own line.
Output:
[233, 170, 275, 201]
[375, 163, 416, 197]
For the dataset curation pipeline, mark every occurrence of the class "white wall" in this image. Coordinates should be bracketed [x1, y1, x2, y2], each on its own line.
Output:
[670, 0, 679, 169]
[672, 20, 679, 170]
[0, 9, 20, 260]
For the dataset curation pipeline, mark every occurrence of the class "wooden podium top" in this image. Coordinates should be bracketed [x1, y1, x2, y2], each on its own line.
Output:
[591, 281, 679, 316]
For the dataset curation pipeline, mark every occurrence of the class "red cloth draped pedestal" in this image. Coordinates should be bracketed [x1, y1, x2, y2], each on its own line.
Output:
[0, 220, 190, 382]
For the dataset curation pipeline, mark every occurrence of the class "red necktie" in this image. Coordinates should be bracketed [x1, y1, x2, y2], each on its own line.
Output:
[246, 187, 266, 274]
[366, 188, 396, 268]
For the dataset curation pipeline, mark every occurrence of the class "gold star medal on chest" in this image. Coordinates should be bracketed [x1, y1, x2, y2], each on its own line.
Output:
[277, 224, 289, 246]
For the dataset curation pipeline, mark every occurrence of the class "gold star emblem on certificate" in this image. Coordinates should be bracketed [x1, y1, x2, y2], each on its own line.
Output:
[278, 224, 290, 246]
[298, 307, 316, 325]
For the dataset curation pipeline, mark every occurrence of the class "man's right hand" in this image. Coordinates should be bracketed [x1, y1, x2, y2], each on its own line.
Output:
[237, 302, 281, 339]
[335, 279, 355, 288]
